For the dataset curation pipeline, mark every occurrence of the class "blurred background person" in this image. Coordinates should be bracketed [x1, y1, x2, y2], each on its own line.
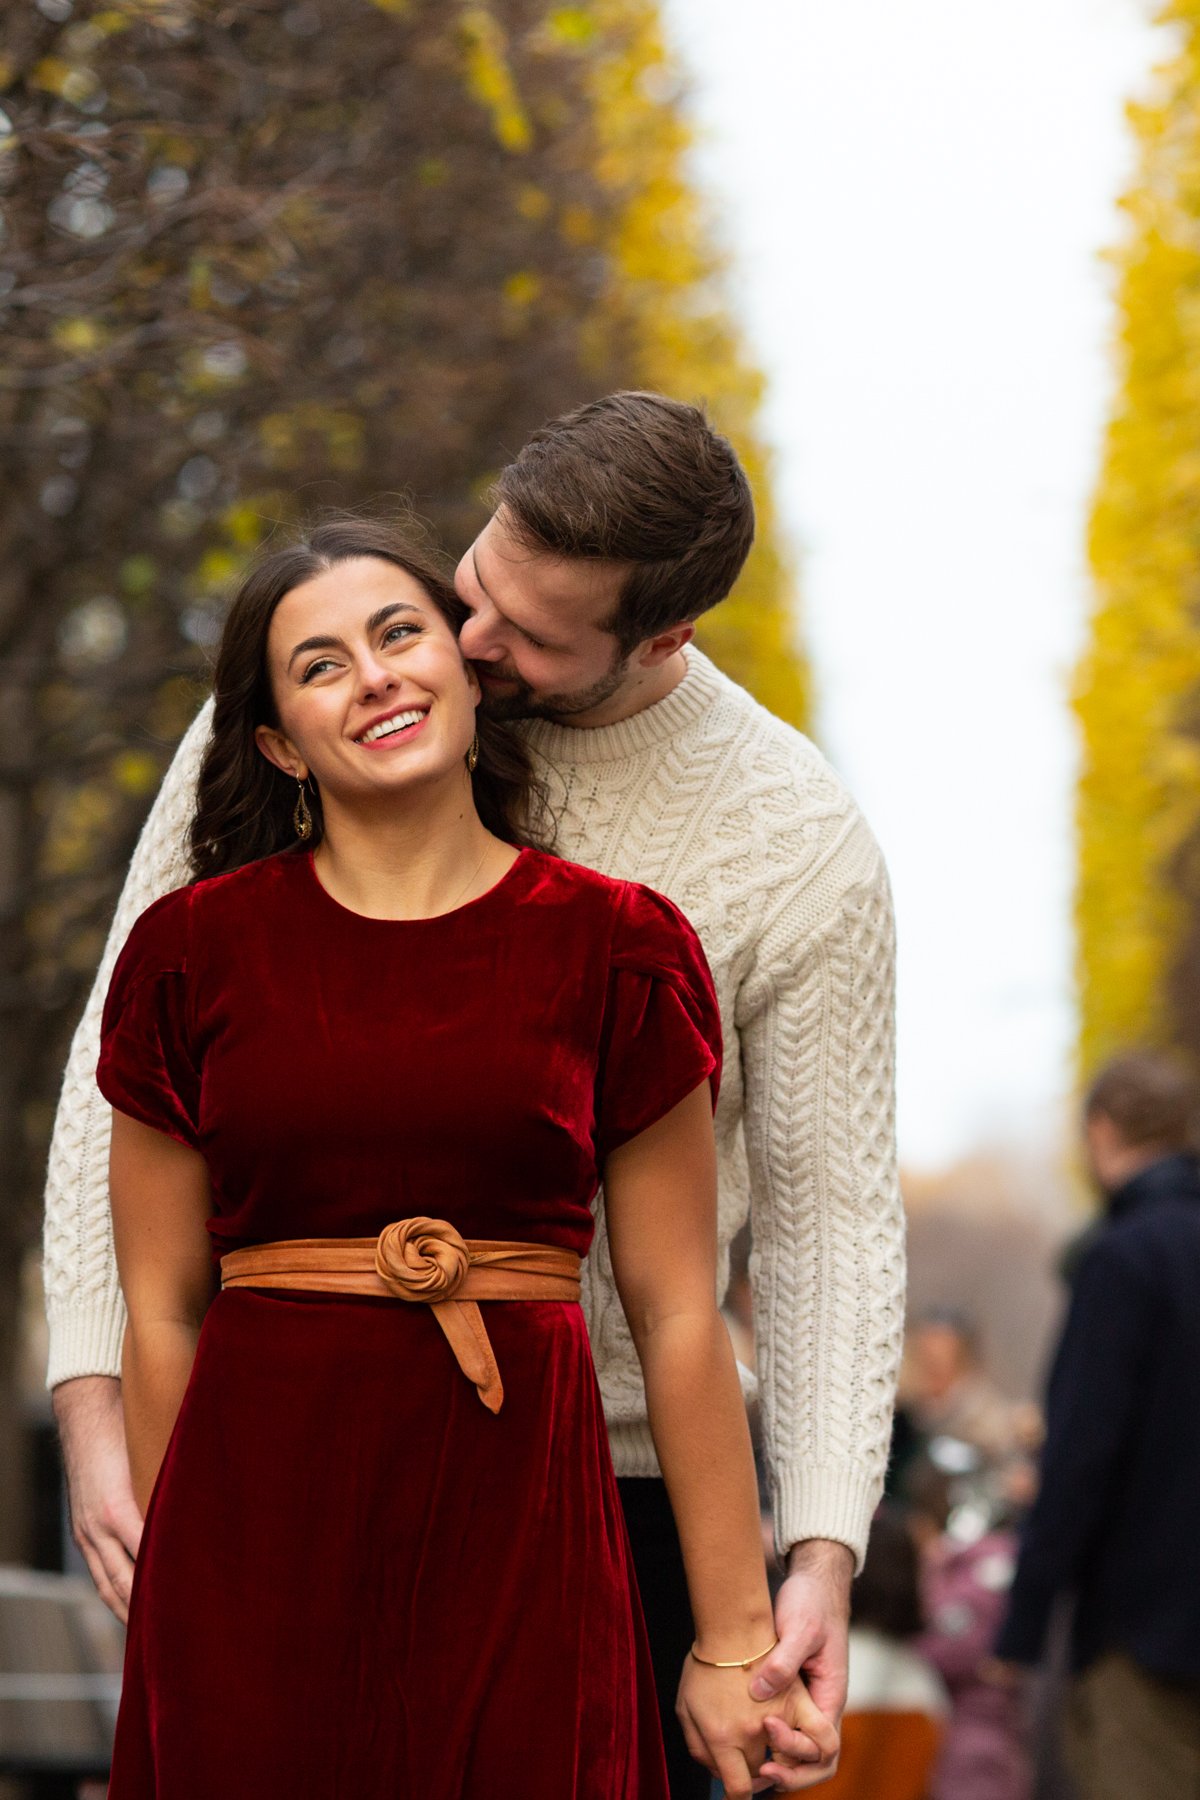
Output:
[900, 1308, 1042, 1551]
[908, 1449, 1032, 1800]
[818, 1503, 948, 1800]
[905, 1309, 1038, 1474]
[995, 1050, 1200, 1799]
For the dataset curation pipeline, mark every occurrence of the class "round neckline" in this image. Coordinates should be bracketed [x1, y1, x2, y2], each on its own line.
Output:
[519, 646, 726, 767]
[301, 844, 533, 925]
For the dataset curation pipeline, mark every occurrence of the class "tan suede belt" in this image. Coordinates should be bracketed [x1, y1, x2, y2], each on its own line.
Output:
[220, 1216, 581, 1415]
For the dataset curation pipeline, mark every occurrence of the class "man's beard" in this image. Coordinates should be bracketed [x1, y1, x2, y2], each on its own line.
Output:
[473, 653, 629, 725]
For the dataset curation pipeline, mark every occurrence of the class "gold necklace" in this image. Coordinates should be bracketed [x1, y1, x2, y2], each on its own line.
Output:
[439, 843, 492, 916]
[314, 840, 495, 918]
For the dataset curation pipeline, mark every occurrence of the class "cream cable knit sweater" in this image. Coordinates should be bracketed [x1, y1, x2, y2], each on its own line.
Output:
[42, 647, 904, 1564]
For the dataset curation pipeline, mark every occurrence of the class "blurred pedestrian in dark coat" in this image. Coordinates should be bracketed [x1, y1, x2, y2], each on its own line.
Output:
[996, 1051, 1200, 1800]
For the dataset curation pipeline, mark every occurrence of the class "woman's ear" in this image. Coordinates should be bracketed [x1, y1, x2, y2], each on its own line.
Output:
[254, 722, 306, 781]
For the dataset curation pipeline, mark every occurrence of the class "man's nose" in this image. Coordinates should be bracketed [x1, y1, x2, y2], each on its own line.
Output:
[459, 609, 504, 662]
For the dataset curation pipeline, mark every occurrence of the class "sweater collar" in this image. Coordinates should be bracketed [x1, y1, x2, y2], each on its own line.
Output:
[519, 646, 727, 768]
[1108, 1152, 1200, 1221]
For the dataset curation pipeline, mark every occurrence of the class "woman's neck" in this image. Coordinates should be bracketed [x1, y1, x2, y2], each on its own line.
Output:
[311, 782, 517, 921]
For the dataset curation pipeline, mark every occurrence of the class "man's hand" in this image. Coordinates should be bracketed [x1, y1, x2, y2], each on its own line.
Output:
[750, 1538, 854, 1791]
[52, 1375, 142, 1623]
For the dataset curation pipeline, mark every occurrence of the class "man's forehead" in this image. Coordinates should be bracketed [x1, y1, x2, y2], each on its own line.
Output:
[475, 517, 622, 620]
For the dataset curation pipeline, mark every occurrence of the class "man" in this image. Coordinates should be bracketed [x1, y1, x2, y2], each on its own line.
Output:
[43, 391, 904, 1794]
[996, 1050, 1200, 1799]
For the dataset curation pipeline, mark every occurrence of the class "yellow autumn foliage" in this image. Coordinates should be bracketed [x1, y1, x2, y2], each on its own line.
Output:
[460, 5, 534, 154]
[580, 1, 810, 727]
[1076, 1, 1200, 1073]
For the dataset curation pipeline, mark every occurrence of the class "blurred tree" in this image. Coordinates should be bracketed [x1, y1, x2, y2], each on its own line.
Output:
[0, 0, 804, 1556]
[1076, 0, 1200, 1077]
[567, 0, 809, 723]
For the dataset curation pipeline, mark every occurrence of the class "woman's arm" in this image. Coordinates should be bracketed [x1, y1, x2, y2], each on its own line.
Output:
[109, 1109, 214, 1513]
[604, 1084, 839, 1797]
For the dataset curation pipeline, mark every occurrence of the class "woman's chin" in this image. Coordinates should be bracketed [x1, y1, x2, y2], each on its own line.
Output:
[324, 755, 465, 810]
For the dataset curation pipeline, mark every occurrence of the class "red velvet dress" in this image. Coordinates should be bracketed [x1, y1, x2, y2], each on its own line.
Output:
[96, 846, 720, 1800]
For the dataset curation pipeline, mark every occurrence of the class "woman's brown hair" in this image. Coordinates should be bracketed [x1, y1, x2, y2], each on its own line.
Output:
[190, 513, 548, 881]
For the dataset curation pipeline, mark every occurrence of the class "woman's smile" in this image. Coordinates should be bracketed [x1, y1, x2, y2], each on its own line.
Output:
[353, 703, 432, 748]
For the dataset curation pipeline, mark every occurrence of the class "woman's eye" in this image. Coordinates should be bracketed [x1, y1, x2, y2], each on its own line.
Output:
[301, 657, 339, 682]
[383, 623, 420, 646]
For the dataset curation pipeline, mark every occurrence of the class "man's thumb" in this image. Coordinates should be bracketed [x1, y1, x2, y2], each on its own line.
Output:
[748, 1636, 799, 1701]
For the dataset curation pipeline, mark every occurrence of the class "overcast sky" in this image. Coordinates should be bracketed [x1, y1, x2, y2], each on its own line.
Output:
[663, 0, 1164, 1167]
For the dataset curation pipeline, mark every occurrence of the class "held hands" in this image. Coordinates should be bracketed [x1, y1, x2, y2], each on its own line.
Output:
[684, 1537, 854, 1792]
[747, 1539, 854, 1788]
[676, 1655, 839, 1797]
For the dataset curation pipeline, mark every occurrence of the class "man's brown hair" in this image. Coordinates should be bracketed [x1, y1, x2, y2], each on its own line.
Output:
[1084, 1049, 1200, 1151]
[493, 391, 755, 653]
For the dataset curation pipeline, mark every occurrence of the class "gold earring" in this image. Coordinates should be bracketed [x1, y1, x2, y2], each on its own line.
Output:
[293, 776, 313, 841]
[466, 734, 479, 774]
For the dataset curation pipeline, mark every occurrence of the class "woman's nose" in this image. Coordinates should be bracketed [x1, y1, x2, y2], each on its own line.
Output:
[354, 653, 398, 698]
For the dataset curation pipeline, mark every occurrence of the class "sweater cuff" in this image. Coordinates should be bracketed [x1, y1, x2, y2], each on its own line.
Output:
[772, 1462, 882, 1573]
[606, 1419, 662, 1479]
[45, 1294, 126, 1390]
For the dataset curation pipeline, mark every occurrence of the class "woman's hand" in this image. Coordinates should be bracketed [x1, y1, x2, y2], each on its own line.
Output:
[676, 1657, 840, 1797]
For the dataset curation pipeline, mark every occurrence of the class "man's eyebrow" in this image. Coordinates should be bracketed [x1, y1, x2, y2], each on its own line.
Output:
[471, 546, 494, 602]
[286, 602, 422, 671]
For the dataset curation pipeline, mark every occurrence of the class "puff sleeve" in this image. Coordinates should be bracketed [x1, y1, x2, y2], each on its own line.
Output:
[96, 887, 201, 1151]
[595, 883, 722, 1159]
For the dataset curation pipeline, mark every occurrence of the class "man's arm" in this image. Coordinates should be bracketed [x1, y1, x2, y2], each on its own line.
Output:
[736, 808, 904, 1782]
[43, 696, 213, 1387]
[44, 697, 212, 1617]
[995, 1234, 1152, 1665]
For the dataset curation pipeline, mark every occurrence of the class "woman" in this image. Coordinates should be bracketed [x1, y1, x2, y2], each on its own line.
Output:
[98, 515, 834, 1798]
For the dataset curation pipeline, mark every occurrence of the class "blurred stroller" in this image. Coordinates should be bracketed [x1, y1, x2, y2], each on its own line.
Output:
[909, 1438, 1032, 1800]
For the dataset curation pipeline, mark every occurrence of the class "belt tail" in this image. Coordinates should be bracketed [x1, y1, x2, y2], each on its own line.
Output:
[430, 1299, 504, 1413]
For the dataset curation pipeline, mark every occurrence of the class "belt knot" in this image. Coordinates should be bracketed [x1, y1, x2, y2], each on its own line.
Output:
[375, 1216, 469, 1303]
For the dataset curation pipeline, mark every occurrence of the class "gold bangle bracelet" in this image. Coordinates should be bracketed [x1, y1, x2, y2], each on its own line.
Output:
[689, 1635, 779, 1671]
